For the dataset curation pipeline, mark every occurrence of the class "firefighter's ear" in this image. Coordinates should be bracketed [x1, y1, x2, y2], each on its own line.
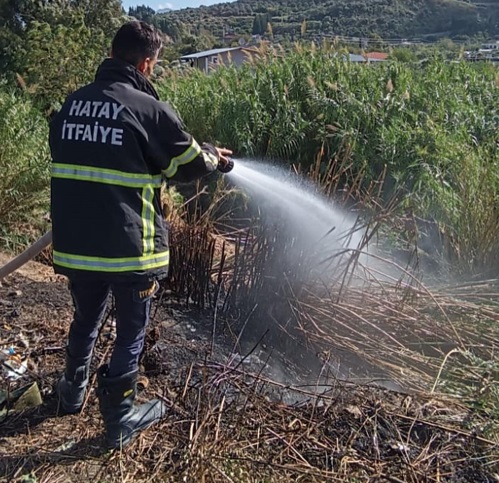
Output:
[137, 58, 148, 74]
[137, 57, 156, 78]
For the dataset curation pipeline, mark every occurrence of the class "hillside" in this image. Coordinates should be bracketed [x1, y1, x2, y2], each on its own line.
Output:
[155, 0, 499, 42]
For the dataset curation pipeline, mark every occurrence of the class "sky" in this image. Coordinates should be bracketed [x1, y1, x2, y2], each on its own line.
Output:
[122, 0, 232, 12]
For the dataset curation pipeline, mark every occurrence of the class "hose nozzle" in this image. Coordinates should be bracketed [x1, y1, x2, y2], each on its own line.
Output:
[217, 157, 234, 173]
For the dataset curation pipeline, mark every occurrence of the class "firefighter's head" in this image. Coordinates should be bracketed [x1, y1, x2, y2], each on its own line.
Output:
[111, 21, 163, 78]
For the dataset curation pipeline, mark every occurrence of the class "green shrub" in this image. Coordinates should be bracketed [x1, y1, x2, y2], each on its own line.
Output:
[0, 88, 50, 233]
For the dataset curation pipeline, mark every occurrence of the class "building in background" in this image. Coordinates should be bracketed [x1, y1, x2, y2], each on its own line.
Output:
[180, 47, 258, 73]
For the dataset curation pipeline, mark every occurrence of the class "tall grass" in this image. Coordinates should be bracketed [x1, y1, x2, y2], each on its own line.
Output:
[0, 88, 51, 247]
[0, 47, 497, 275]
[158, 46, 499, 276]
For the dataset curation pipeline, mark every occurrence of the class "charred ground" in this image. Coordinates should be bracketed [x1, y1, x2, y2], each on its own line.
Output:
[0, 256, 497, 482]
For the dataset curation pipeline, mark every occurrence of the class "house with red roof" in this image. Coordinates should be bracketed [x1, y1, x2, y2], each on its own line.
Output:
[365, 52, 389, 62]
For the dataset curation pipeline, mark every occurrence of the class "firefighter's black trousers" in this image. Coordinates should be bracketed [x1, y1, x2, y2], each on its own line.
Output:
[65, 278, 158, 376]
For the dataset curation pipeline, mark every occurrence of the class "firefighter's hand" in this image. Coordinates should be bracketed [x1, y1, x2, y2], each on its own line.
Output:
[201, 143, 234, 173]
[216, 147, 233, 168]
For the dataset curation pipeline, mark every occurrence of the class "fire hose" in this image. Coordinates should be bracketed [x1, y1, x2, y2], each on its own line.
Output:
[0, 230, 53, 281]
[0, 158, 234, 280]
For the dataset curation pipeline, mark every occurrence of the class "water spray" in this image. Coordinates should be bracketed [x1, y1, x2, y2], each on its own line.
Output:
[225, 158, 364, 267]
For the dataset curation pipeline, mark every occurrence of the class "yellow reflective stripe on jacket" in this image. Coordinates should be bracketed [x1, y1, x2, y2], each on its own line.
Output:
[203, 151, 218, 170]
[53, 250, 169, 273]
[52, 163, 162, 188]
[163, 139, 202, 178]
[141, 186, 155, 255]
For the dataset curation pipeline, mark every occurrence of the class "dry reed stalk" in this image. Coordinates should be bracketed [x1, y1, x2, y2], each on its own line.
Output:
[66, 154, 496, 481]
[161, 176, 498, 400]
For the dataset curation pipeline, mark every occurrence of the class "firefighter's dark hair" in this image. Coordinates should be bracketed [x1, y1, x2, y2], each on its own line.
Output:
[111, 21, 163, 66]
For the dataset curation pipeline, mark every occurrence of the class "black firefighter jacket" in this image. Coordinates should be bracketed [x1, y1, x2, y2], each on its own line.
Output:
[49, 58, 220, 282]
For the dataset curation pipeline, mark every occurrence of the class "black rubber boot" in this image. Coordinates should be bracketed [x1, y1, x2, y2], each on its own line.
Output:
[56, 348, 91, 414]
[96, 365, 166, 449]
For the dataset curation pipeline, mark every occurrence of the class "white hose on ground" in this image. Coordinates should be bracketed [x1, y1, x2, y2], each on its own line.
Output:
[0, 230, 53, 281]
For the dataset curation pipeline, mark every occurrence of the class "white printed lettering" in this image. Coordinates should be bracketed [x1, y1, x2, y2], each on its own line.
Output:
[75, 124, 84, 140]
[67, 100, 125, 125]
[111, 128, 124, 146]
[97, 103, 110, 119]
[61, 118, 125, 145]
[91, 101, 103, 117]
[66, 123, 75, 140]
[69, 100, 82, 116]
[111, 103, 125, 120]
[82, 124, 93, 141]
[78, 101, 91, 117]
[99, 126, 112, 143]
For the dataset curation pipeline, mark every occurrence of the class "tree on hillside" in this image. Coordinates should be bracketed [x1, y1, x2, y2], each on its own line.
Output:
[157, 17, 184, 42]
[252, 13, 270, 35]
[129, 5, 157, 24]
[79, 0, 124, 34]
[0, 0, 23, 32]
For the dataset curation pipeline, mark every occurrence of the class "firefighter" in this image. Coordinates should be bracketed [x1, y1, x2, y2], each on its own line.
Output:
[49, 20, 233, 449]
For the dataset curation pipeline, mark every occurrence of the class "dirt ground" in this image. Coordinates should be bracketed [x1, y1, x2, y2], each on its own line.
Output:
[0, 255, 222, 481]
[0, 255, 498, 482]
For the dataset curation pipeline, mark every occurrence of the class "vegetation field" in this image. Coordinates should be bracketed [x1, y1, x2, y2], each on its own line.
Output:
[0, 1, 498, 481]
